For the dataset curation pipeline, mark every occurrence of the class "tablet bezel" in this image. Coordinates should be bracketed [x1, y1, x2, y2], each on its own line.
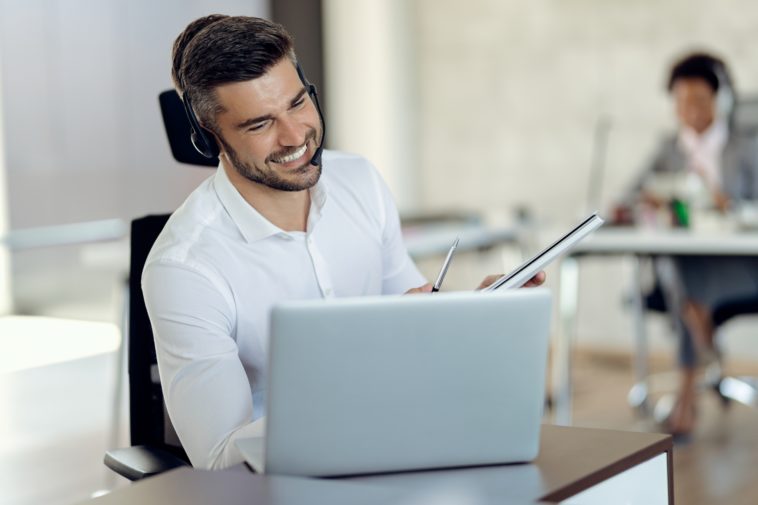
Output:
[483, 213, 604, 291]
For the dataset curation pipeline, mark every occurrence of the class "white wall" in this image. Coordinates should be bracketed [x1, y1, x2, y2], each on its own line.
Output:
[412, 0, 758, 358]
[414, 0, 758, 221]
[323, 0, 420, 212]
[0, 0, 268, 313]
[0, 0, 269, 229]
[0, 44, 11, 314]
[321, 0, 758, 359]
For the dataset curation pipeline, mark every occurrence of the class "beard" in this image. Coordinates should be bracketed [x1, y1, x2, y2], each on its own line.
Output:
[218, 128, 322, 192]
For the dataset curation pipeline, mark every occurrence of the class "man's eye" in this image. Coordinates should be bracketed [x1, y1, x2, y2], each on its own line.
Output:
[248, 123, 266, 132]
[293, 98, 306, 108]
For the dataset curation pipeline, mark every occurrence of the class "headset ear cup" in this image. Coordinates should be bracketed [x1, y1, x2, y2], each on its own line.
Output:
[190, 129, 213, 159]
[717, 87, 735, 120]
[199, 126, 220, 158]
[183, 94, 220, 159]
[710, 58, 736, 122]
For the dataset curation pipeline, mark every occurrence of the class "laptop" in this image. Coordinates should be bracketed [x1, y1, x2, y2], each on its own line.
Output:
[236, 288, 552, 477]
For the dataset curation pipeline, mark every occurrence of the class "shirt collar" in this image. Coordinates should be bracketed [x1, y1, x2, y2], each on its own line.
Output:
[678, 119, 729, 155]
[213, 161, 330, 243]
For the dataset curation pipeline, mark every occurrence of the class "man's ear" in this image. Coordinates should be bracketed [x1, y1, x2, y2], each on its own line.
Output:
[206, 128, 226, 157]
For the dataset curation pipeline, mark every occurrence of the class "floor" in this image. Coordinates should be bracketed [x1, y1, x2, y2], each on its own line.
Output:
[570, 351, 758, 505]
[1, 348, 758, 505]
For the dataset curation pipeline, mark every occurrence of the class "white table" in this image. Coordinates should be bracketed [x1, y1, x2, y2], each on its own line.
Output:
[552, 227, 758, 424]
[402, 222, 519, 259]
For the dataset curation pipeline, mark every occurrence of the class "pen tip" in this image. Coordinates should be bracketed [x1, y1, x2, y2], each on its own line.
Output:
[453, 238, 460, 247]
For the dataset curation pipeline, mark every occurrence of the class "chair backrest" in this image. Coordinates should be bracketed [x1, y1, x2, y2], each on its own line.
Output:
[128, 214, 188, 462]
[158, 89, 219, 167]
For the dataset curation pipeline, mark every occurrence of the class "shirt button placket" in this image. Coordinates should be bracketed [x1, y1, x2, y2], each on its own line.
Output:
[307, 235, 335, 298]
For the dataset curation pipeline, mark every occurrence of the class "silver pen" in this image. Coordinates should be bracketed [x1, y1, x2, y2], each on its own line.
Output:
[432, 237, 459, 293]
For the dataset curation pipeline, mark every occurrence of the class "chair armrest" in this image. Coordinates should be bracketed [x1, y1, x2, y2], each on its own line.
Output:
[104, 445, 189, 481]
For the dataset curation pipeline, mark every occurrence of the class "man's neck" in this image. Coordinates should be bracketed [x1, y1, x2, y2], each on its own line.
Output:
[223, 161, 311, 232]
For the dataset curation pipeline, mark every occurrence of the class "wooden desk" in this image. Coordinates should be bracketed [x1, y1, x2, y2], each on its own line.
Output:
[82, 425, 672, 504]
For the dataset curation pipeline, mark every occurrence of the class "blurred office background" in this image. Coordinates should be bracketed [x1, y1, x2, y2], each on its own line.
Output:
[2, 0, 758, 504]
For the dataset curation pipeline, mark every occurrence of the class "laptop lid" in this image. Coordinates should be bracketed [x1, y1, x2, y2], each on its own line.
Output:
[261, 289, 551, 477]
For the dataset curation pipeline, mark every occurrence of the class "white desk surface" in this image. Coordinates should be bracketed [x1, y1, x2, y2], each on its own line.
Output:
[571, 227, 758, 256]
[402, 223, 518, 259]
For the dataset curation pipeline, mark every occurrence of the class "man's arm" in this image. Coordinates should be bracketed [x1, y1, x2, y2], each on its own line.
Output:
[142, 261, 263, 469]
[367, 166, 428, 294]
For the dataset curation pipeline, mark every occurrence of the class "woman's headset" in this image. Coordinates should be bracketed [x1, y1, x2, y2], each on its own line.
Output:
[181, 62, 326, 166]
[711, 59, 736, 123]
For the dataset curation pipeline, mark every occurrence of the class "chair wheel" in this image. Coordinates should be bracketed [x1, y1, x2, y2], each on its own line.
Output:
[712, 380, 732, 409]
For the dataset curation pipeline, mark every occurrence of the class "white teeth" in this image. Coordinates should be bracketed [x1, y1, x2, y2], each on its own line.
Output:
[274, 144, 307, 163]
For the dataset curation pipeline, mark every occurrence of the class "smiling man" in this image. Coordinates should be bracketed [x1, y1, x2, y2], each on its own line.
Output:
[143, 15, 542, 470]
[143, 14, 435, 470]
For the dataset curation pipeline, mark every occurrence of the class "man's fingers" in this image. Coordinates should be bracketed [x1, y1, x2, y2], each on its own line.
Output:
[477, 274, 504, 290]
[523, 271, 546, 287]
[404, 283, 433, 295]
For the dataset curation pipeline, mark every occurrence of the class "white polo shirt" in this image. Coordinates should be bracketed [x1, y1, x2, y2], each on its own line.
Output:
[142, 150, 425, 469]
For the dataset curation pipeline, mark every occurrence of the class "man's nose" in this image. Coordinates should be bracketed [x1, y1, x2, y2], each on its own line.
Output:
[277, 117, 305, 146]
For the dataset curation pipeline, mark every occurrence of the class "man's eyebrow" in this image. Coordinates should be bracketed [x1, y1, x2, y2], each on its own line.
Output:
[234, 88, 308, 131]
[235, 113, 274, 131]
[289, 87, 307, 107]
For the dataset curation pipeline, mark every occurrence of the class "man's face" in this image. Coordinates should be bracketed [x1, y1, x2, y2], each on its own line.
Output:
[211, 58, 323, 192]
[672, 77, 717, 134]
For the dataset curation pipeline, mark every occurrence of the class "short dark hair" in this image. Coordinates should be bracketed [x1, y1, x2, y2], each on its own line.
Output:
[171, 15, 295, 132]
[667, 52, 729, 94]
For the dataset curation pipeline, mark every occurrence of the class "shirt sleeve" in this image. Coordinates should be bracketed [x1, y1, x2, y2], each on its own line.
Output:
[142, 260, 264, 469]
[367, 167, 427, 294]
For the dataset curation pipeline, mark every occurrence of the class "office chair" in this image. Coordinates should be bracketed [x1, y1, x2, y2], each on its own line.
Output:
[104, 215, 191, 480]
[104, 89, 222, 479]
[711, 295, 758, 407]
[628, 270, 758, 421]
[104, 90, 220, 480]
[627, 262, 731, 415]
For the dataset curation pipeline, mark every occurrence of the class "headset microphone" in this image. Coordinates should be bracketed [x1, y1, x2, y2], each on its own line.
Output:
[296, 63, 326, 167]
[308, 88, 325, 167]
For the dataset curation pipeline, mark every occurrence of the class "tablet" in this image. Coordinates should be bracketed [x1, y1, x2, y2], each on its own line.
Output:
[483, 213, 604, 291]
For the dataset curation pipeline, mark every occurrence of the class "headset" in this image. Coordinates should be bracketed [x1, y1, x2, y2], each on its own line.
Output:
[181, 61, 326, 166]
[712, 60, 736, 123]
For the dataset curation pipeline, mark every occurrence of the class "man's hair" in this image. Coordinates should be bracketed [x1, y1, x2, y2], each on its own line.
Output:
[667, 52, 729, 94]
[171, 15, 295, 133]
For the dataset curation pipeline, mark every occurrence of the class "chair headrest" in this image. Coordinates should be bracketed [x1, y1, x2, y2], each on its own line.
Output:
[158, 90, 219, 168]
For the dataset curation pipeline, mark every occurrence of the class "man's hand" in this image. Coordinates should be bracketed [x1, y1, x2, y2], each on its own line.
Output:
[477, 271, 546, 290]
[404, 283, 433, 295]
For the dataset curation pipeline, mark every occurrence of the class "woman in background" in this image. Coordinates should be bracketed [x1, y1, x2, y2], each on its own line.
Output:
[630, 52, 758, 436]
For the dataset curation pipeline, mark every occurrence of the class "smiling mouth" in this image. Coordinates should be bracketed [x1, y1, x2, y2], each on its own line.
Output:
[271, 143, 308, 164]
